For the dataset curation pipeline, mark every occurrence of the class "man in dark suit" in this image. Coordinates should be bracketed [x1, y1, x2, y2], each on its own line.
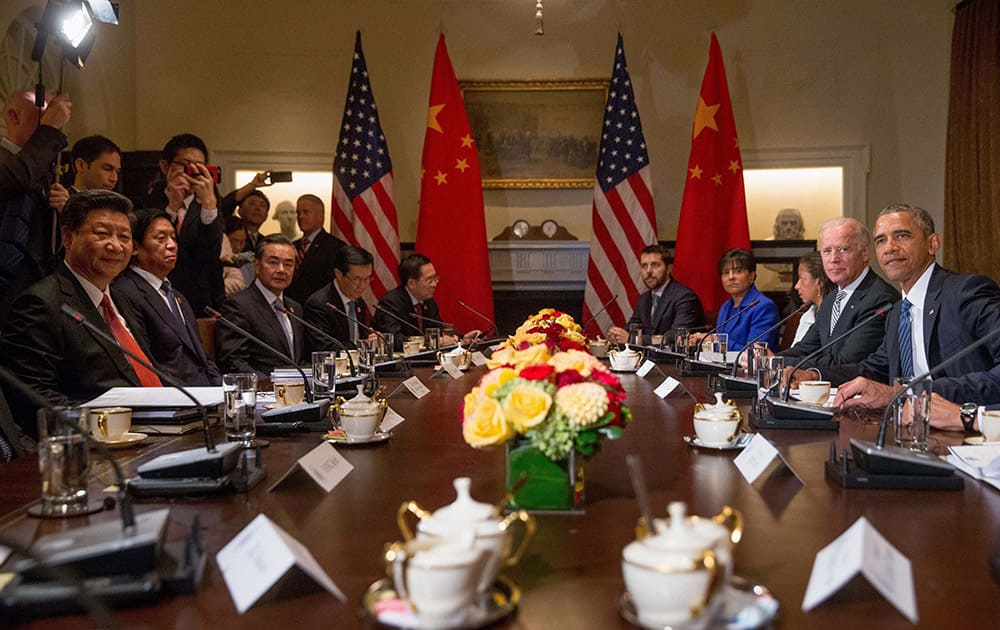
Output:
[779, 217, 898, 368]
[216, 235, 307, 378]
[113, 208, 221, 386]
[69, 134, 121, 193]
[805, 205, 1000, 421]
[607, 244, 704, 344]
[304, 245, 377, 350]
[0, 90, 72, 324]
[1, 190, 162, 438]
[374, 253, 455, 345]
[285, 194, 346, 305]
[145, 133, 225, 315]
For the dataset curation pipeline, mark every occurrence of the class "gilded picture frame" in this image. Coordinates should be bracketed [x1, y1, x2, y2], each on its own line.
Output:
[460, 80, 609, 189]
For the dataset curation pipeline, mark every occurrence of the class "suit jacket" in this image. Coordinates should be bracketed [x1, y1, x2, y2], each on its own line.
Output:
[0, 126, 68, 324]
[625, 279, 705, 336]
[144, 185, 225, 316]
[286, 229, 346, 305]
[823, 265, 1000, 403]
[715, 284, 781, 351]
[112, 267, 221, 386]
[0, 264, 148, 437]
[373, 286, 441, 344]
[303, 282, 370, 351]
[780, 268, 898, 368]
[215, 285, 307, 379]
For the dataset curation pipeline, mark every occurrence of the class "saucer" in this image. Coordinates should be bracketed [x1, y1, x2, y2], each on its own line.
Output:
[683, 433, 752, 451]
[618, 575, 779, 629]
[610, 365, 640, 373]
[323, 429, 391, 445]
[92, 432, 148, 449]
[363, 575, 519, 629]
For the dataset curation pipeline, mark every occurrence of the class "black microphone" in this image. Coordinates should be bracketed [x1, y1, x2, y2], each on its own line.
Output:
[703, 298, 760, 340]
[205, 307, 312, 403]
[458, 300, 497, 338]
[731, 301, 813, 377]
[325, 301, 381, 339]
[406, 310, 452, 329]
[848, 324, 1000, 479]
[373, 302, 425, 336]
[276, 304, 356, 377]
[59, 305, 245, 483]
[782, 303, 894, 402]
[583, 293, 619, 331]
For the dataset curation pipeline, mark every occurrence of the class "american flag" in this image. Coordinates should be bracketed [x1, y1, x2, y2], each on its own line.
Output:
[332, 31, 401, 303]
[581, 33, 657, 338]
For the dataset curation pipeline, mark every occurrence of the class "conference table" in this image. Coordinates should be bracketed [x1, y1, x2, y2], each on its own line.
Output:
[1, 362, 999, 628]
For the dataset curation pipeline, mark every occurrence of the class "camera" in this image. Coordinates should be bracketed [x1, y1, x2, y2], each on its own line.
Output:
[186, 163, 222, 184]
[266, 171, 293, 184]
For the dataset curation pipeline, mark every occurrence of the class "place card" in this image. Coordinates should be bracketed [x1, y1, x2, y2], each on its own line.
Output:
[379, 406, 405, 432]
[268, 442, 353, 493]
[653, 376, 680, 398]
[636, 359, 656, 377]
[389, 376, 429, 399]
[470, 351, 488, 366]
[733, 433, 800, 484]
[441, 361, 464, 379]
[216, 514, 346, 614]
[802, 516, 917, 623]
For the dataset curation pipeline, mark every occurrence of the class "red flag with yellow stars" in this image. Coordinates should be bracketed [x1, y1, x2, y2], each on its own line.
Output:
[415, 34, 494, 334]
[672, 33, 751, 313]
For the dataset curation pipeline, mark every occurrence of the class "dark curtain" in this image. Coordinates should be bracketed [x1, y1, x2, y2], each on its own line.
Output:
[944, 0, 1000, 275]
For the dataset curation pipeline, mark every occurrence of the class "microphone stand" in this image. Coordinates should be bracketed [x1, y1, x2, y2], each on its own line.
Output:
[373, 302, 425, 336]
[829, 325, 1000, 490]
[582, 293, 619, 333]
[753, 303, 895, 430]
[680, 299, 760, 376]
[277, 305, 356, 377]
[457, 300, 498, 338]
[717, 302, 813, 398]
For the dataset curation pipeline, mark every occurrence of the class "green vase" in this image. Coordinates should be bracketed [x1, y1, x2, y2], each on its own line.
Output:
[506, 440, 584, 512]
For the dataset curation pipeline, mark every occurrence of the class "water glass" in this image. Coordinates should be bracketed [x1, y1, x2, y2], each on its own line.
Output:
[425, 327, 441, 351]
[713, 333, 728, 358]
[755, 355, 784, 397]
[223, 373, 258, 446]
[379, 332, 395, 361]
[38, 407, 90, 516]
[312, 351, 338, 398]
[674, 327, 691, 356]
[895, 376, 932, 451]
[357, 338, 380, 372]
[628, 323, 642, 346]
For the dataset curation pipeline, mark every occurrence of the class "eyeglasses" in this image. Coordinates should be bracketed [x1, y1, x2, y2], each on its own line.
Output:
[344, 274, 372, 285]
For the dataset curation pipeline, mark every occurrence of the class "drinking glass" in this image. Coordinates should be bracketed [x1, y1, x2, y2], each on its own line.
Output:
[755, 355, 784, 397]
[357, 338, 380, 372]
[312, 351, 338, 398]
[38, 407, 90, 516]
[424, 327, 441, 351]
[712, 333, 729, 361]
[895, 376, 932, 451]
[628, 323, 642, 347]
[223, 373, 258, 447]
[674, 327, 691, 356]
[379, 332, 395, 361]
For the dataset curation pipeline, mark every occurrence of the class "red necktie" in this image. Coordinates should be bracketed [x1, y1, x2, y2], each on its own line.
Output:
[100, 295, 162, 387]
[414, 302, 424, 332]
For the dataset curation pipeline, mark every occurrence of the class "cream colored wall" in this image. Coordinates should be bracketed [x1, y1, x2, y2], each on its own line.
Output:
[7, 0, 953, 244]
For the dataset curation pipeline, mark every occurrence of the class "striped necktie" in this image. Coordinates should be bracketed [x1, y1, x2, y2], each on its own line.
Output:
[273, 299, 295, 360]
[898, 298, 914, 378]
[829, 290, 846, 334]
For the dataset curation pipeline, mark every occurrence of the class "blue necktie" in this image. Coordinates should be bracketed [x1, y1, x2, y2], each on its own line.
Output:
[898, 298, 914, 378]
[161, 279, 184, 324]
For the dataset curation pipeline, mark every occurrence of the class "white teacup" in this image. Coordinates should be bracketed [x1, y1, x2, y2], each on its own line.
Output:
[403, 339, 423, 355]
[273, 381, 305, 406]
[980, 410, 1000, 442]
[798, 380, 831, 404]
[693, 415, 740, 447]
[90, 407, 132, 442]
[609, 348, 643, 371]
[589, 339, 610, 358]
[387, 535, 486, 621]
[341, 413, 380, 441]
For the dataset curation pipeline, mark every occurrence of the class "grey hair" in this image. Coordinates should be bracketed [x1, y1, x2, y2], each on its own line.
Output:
[818, 217, 871, 248]
[878, 203, 936, 237]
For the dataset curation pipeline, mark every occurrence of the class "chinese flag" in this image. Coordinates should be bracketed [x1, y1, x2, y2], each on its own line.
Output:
[415, 34, 494, 334]
[672, 33, 751, 313]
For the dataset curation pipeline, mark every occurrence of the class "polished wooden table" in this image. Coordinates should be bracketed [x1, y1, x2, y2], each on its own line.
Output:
[2, 364, 999, 628]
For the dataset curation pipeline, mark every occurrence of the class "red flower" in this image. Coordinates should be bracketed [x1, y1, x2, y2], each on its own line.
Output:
[591, 369, 620, 388]
[520, 364, 555, 381]
[556, 370, 585, 387]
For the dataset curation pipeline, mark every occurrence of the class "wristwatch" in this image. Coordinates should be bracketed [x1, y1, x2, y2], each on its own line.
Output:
[960, 402, 978, 433]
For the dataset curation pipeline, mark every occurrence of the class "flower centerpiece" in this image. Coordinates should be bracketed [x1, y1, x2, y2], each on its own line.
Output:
[494, 308, 588, 354]
[462, 340, 631, 510]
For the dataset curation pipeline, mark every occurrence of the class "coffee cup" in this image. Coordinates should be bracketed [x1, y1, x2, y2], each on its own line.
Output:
[274, 381, 305, 406]
[89, 407, 132, 442]
[335, 355, 350, 376]
[403, 339, 423, 355]
[980, 410, 1000, 441]
[798, 380, 831, 404]
[386, 534, 487, 622]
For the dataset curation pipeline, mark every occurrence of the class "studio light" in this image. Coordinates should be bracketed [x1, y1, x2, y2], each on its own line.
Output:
[31, 0, 119, 68]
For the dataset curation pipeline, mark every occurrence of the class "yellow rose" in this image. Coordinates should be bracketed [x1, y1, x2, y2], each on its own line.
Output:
[503, 384, 553, 432]
[481, 367, 517, 396]
[555, 314, 580, 331]
[512, 344, 551, 368]
[463, 397, 514, 447]
[549, 349, 596, 376]
[536, 308, 556, 316]
[562, 329, 586, 345]
[486, 346, 516, 369]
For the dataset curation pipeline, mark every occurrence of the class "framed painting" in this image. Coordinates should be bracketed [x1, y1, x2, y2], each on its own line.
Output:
[460, 80, 608, 189]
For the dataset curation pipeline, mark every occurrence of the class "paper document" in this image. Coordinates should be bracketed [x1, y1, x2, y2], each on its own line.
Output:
[83, 386, 224, 408]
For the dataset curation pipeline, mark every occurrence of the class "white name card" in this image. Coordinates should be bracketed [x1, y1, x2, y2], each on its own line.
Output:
[441, 362, 464, 379]
[470, 351, 488, 366]
[653, 377, 680, 398]
[217, 514, 345, 614]
[636, 359, 656, 377]
[268, 442, 353, 493]
[803, 516, 917, 623]
[379, 406, 405, 432]
[733, 433, 780, 483]
[402, 376, 430, 398]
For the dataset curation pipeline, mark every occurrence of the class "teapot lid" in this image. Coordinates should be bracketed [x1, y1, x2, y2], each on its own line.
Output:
[340, 385, 380, 414]
[695, 392, 738, 418]
[615, 344, 638, 355]
[623, 502, 720, 569]
[432, 477, 495, 523]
